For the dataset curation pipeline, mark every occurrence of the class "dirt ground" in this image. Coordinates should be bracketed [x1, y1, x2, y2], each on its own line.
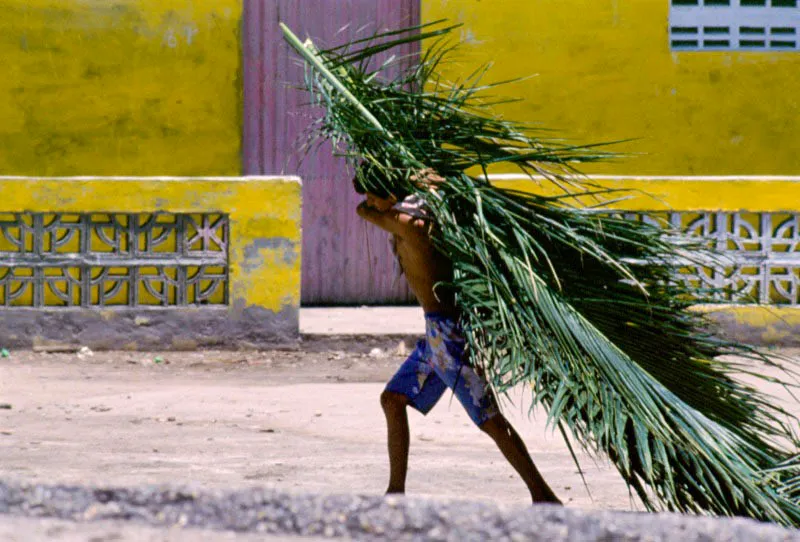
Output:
[1, 341, 798, 513]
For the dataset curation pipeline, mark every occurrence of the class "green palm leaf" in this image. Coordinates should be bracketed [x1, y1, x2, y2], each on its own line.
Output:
[281, 21, 800, 526]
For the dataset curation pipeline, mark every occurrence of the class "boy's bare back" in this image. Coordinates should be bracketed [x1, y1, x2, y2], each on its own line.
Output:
[356, 193, 455, 315]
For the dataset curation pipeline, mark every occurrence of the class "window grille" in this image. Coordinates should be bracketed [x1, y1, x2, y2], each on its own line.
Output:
[670, 0, 800, 51]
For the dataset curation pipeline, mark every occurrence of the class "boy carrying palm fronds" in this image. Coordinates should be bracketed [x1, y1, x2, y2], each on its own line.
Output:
[356, 170, 560, 503]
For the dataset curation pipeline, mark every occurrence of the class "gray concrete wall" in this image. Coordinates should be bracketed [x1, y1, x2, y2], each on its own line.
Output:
[1, 480, 798, 541]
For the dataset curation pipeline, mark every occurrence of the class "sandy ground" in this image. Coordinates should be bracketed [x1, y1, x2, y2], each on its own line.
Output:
[0, 344, 648, 512]
[1, 323, 799, 532]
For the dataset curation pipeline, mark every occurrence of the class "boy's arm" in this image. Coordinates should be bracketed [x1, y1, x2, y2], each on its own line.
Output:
[356, 202, 425, 238]
[356, 168, 442, 237]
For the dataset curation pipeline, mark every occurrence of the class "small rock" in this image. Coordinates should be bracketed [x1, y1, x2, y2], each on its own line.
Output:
[314, 411, 323, 417]
[0, 403, 12, 410]
[167, 416, 176, 422]
[134, 316, 151, 326]
[77, 346, 94, 360]
[396, 341, 408, 356]
[83, 502, 122, 520]
[368, 347, 386, 359]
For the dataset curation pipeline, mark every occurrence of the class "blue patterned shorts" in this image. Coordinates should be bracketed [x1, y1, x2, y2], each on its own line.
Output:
[385, 313, 499, 426]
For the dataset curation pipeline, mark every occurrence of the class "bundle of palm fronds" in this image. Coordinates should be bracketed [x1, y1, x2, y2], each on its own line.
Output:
[281, 21, 800, 525]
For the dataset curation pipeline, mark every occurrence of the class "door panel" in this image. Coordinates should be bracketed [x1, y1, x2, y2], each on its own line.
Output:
[244, 0, 420, 305]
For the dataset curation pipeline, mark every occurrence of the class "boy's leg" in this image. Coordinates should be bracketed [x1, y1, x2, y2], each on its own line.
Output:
[381, 340, 447, 495]
[380, 390, 411, 494]
[479, 414, 561, 504]
[423, 315, 560, 504]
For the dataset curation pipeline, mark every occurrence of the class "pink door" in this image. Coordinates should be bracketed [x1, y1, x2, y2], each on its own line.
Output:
[243, 0, 419, 305]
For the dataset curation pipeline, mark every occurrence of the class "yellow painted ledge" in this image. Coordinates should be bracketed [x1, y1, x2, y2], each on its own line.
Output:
[693, 305, 800, 345]
[0, 176, 302, 315]
[490, 175, 800, 212]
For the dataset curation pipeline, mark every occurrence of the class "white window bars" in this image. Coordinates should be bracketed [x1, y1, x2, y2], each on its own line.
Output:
[670, 0, 800, 51]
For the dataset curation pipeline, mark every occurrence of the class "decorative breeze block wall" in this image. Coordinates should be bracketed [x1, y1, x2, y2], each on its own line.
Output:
[0, 177, 301, 350]
[619, 212, 800, 305]
[0, 213, 229, 308]
[491, 176, 800, 345]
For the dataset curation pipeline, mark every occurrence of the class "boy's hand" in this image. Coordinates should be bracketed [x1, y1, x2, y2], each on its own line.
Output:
[352, 168, 444, 196]
[356, 193, 402, 235]
[410, 168, 444, 191]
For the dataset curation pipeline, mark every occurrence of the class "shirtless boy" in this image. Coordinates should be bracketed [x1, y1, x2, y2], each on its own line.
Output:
[356, 177, 561, 504]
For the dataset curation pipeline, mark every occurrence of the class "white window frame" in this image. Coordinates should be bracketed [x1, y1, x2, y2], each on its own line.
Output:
[670, 0, 800, 51]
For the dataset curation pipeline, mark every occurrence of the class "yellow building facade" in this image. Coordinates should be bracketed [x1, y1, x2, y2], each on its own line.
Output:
[422, 0, 800, 175]
[0, 0, 241, 176]
[1, 1, 798, 327]
[3, 1, 797, 177]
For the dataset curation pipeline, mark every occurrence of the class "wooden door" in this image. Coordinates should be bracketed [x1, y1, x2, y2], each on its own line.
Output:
[243, 0, 419, 305]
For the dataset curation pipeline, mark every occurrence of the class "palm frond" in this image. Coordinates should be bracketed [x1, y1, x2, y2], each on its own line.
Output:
[281, 21, 800, 526]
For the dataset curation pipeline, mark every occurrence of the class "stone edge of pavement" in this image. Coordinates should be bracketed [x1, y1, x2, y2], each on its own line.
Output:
[1, 479, 798, 542]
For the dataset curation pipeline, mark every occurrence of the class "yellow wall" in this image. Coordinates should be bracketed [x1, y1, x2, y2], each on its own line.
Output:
[0, 0, 241, 176]
[422, 0, 800, 176]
